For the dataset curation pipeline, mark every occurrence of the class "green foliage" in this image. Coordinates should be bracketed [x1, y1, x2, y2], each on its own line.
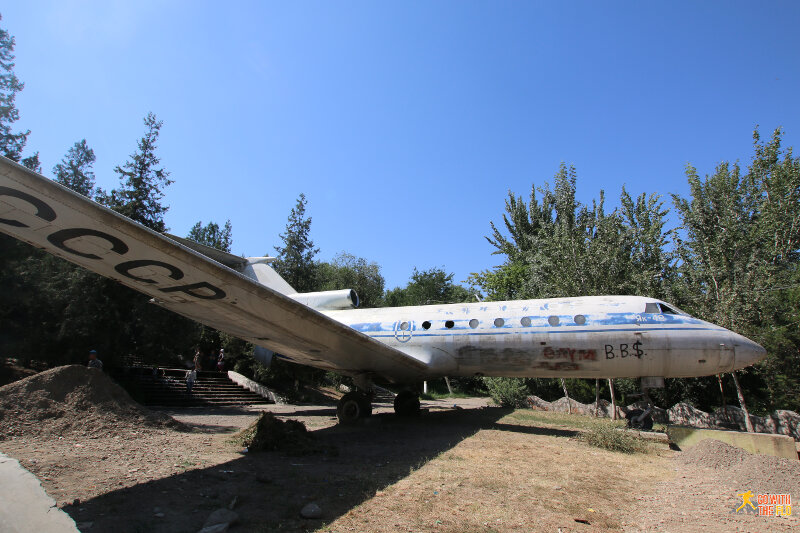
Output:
[385, 267, 475, 307]
[473, 163, 674, 301]
[316, 252, 385, 308]
[671, 128, 800, 412]
[582, 423, 649, 454]
[21, 151, 40, 173]
[188, 219, 233, 252]
[97, 112, 172, 231]
[482, 377, 529, 407]
[273, 193, 319, 292]
[0, 15, 29, 161]
[53, 140, 96, 197]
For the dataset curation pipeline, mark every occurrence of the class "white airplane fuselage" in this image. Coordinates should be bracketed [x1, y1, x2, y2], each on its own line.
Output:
[325, 295, 766, 380]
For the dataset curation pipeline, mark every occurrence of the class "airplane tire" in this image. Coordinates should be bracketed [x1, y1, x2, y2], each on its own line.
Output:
[337, 392, 371, 424]
[394, 391, 421, 417]
[626, 409, 654, 431]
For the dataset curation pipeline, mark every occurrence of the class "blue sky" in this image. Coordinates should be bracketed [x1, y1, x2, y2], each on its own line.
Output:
[3, 2, 799, 290]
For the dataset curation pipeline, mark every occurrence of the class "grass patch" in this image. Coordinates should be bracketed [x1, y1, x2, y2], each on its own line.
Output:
[582, 424, 649, 454]
[507, 409, 609, 431]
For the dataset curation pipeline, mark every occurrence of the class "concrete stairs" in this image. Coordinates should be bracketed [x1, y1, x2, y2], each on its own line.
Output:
[115, 367, 273, 407]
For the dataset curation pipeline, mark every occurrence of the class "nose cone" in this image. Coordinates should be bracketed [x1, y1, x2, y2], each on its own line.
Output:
[732, 333, 767, 370]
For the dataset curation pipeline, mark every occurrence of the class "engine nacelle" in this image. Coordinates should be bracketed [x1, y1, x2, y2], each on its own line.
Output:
[289, 289, 359, 310]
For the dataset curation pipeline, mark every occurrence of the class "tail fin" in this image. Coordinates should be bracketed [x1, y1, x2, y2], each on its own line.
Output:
[165, 234, 296, 296]
[241, 257, 295, 295]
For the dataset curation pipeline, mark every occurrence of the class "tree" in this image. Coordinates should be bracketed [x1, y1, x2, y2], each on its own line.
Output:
[316, 252, 385, 308]
[188, 220, 233, 252]
[53, 140, 96, 197]
[273, 193, 319, 292]
[21, 151, 40, 173]
[385, 267, 473, 307]
[97, 113, 172, 231]
[0, 15, 29, 161]
[471, 163, 674, 301]
[673, 128, 800, 411]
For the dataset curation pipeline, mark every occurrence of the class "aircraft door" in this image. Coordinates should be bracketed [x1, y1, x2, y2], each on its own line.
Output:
[393, 320, 414, 343]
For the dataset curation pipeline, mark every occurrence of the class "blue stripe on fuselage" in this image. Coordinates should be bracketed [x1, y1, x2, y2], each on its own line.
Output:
[347, 313, 703, 334]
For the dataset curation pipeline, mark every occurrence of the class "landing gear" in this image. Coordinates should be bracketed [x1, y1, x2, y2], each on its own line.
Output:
[336, 391, 373, 424]
[393, 390, 420, 417]
[626, 408, 654, 430]
[626, 376, 662, 431]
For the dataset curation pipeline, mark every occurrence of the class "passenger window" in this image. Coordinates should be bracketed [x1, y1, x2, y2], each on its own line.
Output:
[469, 319, 479, 329]
[422, 321, 431, 330]
[445, 320, 455, 329]
[494, 318, 505, 327]
[574, 314, 586, 325]
[400, 321, 409, 331]
[548, 315, 560, 326]
[521, 316, 532, 327]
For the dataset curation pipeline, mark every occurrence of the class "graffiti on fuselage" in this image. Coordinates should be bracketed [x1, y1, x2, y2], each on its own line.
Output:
[0, 185, 227, 301]
[542, 347, 597, 362]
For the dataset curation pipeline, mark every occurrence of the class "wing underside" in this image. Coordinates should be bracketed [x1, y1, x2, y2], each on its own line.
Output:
[0, 157, 427, 382]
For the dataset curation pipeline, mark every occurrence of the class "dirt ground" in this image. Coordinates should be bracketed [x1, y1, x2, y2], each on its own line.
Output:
[1, 395, 798, 533]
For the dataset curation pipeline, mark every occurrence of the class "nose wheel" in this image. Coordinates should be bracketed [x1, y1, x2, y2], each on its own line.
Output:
[336, 391, 373, 424]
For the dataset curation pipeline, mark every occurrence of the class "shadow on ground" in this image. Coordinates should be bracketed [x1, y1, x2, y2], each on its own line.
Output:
[64, 406, 544, 532]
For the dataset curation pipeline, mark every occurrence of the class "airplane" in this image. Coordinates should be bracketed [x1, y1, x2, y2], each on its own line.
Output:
[0, 156, 767, 424]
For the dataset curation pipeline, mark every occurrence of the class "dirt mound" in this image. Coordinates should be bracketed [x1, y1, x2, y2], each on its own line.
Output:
[679, 439, 800, 495]
[0, 365, 183, 439]
[236, 412, 336, 456]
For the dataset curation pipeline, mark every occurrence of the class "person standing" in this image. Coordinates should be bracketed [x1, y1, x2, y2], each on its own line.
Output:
[87, 350, 103, 370]
[216, 349, 225, 372]
[185, 367, 197, 393]
[193, 349, 202, 371]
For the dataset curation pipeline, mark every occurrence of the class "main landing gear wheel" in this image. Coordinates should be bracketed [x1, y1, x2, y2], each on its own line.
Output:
[626, 408, 654, 431]
[336, 391, 372, 424]
[393, 391, 421, 417]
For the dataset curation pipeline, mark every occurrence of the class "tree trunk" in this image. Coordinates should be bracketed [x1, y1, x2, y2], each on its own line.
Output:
[444, 376, 454, 395]
[731, 371, 754, 432]
[595, 379, 600, 417]
[717, 374, 728, 421]
[560, 378, 572, 414]
[608, 378, 617, 420]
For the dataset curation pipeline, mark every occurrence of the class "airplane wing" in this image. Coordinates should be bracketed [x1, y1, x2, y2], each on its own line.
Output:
[0, 157, 428, 382]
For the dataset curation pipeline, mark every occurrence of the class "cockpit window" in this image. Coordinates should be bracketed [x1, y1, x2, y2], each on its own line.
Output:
[645, 302, 688, 315]
[659, 303, 679, 315]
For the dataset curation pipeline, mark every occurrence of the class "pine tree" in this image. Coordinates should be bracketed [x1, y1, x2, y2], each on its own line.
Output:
[0, 14, 29, 161]
[188, 220, 233, 252]
[53, 140, 96, 197]
[21, 151, 40, 172]
[97, 113, 172, 231]
[273, 193, 319, 292]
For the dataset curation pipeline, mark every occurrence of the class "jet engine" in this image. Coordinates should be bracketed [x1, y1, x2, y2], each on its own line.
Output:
[289, 289, 360, 310]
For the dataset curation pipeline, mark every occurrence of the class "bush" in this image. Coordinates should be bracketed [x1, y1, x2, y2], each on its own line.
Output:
[482, 377, 529, 407]
[582, 423, 649, 454]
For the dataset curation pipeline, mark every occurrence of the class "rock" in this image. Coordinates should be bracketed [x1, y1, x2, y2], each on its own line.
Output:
[203, 508, 239, 529]
[76, 522, 94, 530]
[198, 524, 229, 533]
[154, 512, 165, 518]
[73, 498, 81, 506]
[300, 502, 323, 519]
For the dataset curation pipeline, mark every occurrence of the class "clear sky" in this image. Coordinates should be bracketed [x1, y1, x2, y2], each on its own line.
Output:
[3, 2, 799, 290]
